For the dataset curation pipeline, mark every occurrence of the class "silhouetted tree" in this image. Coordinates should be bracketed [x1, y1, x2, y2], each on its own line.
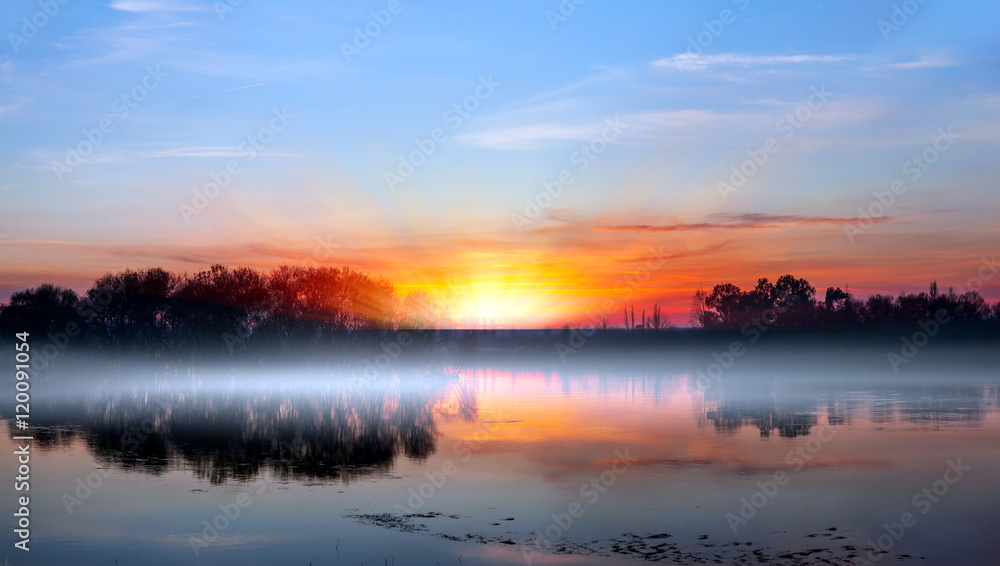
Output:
[169, 265, 270, 352]
[86, 267, 176, 352]
[650, 304, 664, 330]
[691, 275, 996, 331]
[863, 294, 895, 327]
[824, 287, 849, 310]
[0, 284, 81, 338]
[705, 283, 745, 329]
[689, 286, 718, 328]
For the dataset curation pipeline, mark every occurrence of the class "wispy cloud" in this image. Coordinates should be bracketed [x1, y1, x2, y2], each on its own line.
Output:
[497, 67, 629, 113]
[596, 213, 892, 233]
[653, 53, 853, 71]
[459, 108, 747, 150]
[29, 144, 291, 164]
[109, 1, 209, 13]
[883, 55, 956, 70]
[737, 98, 792, 106]
[128, 146, 297, 159]
[457, 123, 608, 150]
[151, 83, 267, 108]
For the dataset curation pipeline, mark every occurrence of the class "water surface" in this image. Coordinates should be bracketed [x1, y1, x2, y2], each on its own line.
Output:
[3, 353, 999, 565]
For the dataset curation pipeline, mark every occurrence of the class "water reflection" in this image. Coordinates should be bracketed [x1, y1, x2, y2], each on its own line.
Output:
[705, 403, 818, 438]
[697, 378, 998, 437]
[25, 376, 467, 484]
[9, 369, 1000, 487]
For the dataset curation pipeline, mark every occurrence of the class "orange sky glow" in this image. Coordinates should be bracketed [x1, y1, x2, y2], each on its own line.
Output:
[2, 209, 995, 328]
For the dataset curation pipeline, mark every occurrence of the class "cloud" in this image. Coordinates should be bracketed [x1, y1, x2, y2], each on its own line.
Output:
[151, 83, 267, 108]
[883, 55, 956, 70]
[459, 108, 747, 150]
[109, 1, 208, 13]
[653, 53, 853, 71]
[457, 123, 608, 150]
[619, 241, 730, 265]
[497, 67, 629, 113]
[737, 98, 793, 106]
[596, 213, 892, 233]
[131, 146, 298, 159]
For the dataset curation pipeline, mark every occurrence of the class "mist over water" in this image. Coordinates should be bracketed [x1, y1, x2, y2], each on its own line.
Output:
[3, 340, 999, 565]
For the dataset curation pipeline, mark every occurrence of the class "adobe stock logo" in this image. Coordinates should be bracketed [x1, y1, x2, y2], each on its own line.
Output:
[877, 0, 930, 40]
[51, 65, 169, 182]
[512, 117, 626, 232]
[340, 0, 404, 63]
[179, 107, 295, 223]
[844, 127, 959, 243]
[384, 75, 500, 192]
[887, 254, 996, 372]
[545, 0, 588, 31]
[855, 458, 970, 565]
[678, 0, 752, 67]
[716, 85, 832, 203]
[7, 0, 71, 54]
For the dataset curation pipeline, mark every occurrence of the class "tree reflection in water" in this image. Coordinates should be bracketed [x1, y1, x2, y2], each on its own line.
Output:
[27, 375, 469, 485]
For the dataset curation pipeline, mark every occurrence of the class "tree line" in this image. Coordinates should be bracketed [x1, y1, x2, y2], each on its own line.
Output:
[3, 267, 998, 361]
[0, 264, 439, 358]
[689, 274, 1000, 330]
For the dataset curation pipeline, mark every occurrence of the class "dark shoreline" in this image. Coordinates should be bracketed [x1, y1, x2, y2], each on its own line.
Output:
[3, 326, 999, 375]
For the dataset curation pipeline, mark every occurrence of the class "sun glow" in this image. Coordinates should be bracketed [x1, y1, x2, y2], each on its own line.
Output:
[399, 255, 570, 328]
[442, 280, 543, 328]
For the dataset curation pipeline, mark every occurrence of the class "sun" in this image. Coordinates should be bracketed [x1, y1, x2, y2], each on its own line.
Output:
[478, 304, 499, 323]
[451, 282, 521, 328]
[394, 251, 584, 328]
[410, 266, 559, 329]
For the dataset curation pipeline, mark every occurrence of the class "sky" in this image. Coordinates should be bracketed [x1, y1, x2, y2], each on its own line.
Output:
[1, 0, 999, 327]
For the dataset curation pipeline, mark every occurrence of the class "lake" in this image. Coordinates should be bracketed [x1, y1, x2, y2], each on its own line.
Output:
[3, 343, 999, 565]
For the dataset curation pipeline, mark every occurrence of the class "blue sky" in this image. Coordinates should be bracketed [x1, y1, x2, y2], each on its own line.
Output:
[2, 0, 999, 325]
